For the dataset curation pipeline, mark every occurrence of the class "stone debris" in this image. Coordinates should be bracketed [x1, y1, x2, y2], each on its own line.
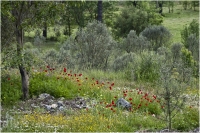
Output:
[116, 98, 132, 111]
[27, 93, 92, 113]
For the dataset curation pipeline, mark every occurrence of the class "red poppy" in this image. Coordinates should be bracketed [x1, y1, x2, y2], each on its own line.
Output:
[96, 80, 99, 84]
[8, 78, 10, 81]
[111, 83, 114, 86]
[44, 70, 47, 72]
[47, 65, 50, 68]
[153, 95, 157, 99]
[144, 93, 148, 97]
[79, 74, 82, 76]
[109, 86, 112, 90]
[110, 107, 113, 110]
[74, 74, 76, 77]
[112, 100, 115, 105]
[124, 93, 127, 97]
[64, 67, 67, 73]
[129, 98, 132, 101]
[161, 106, 164, 109]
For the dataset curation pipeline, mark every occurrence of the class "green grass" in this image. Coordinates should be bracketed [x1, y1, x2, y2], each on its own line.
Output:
[2, 67, 199, 132]
[162, 5, 199, 43]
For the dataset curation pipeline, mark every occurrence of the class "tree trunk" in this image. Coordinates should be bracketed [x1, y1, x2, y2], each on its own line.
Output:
[67, 16, 71, 36]
[97, 0, 103, 23]
[16, 20, 29, 100]
[43, 22, 47, 38]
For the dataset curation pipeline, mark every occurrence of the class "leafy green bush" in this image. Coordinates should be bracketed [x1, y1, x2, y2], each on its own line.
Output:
[113, 52, 136, 72]
[173, 107, 199, 131]
[1, 70, 22, 105]
[113, 6, 163, 38]
[141, 25, 171, 51]
[133, 51, 161, 82]
[29, 72, 79, 99]
[122, 30, 150, 53]
[181, 19, 199, 48]
[63, 21, 115, 70]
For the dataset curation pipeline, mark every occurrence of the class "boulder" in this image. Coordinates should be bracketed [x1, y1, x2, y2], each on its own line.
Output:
[116, 98, 132, 111]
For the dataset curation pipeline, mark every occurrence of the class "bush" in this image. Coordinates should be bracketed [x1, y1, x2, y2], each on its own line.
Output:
[171, 43, 182, 63]
[181, 19, 199, 47]
[112, 52, 135, 71]
[24, 42, 34, 49]
[69, 21, 115, 70]
[173, 107, 199, 131]
[122, 30, 150, 53]
[141, 25, 171, 51]
[113, 6, 163, 38]
[186, 34, 199, 62]
[133, 51, 161, 82]
[42, 48, 58, 68]
[1, 70, 22, 105]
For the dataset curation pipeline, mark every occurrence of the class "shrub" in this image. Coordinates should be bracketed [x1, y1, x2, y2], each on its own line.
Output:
[1, 70, 22, 105]
[113, 6, 163, 38]
[112, 52, 136, 71]
[122, 30, 150, 53]
[42, 48, 58, 68]
[181, 19, 199, 48]
[70, 21, 115, 70]
[186, 34, 199, 62]
[141, 25, 171, 51]
[24, 42, 34, 49]
[133, 51, 161, 82]
[173, 107, 199, 131]
[171, 43, 182, 63]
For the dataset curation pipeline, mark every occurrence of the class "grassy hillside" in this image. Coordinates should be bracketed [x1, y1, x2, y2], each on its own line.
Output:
[162, 4, 199, 43]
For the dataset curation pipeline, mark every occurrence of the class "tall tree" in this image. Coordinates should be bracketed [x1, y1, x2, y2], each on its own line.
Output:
[1, 1, 62, 100]
[97, 0, 103, 22]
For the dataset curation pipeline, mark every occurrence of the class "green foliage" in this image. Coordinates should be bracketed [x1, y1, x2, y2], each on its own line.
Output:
[29, 72, 78, 99]
[24, 42, 34, 49]
[186, 34, 199, 62]
[113, 52, 135, 72]
[133, 51, 161, 82]
[121, 30, 150, 53]
[181, 19, 199, 48]
[69, 21, 115, 69]
[171, 43, 182, 63]
[173, 107, 199, 131]
[141, 25, 171, 51]
[42, 48, 58, 68]
[181, 47, 198, 77]
[113, 6, 163, 38]
[1, 70, 22, 105]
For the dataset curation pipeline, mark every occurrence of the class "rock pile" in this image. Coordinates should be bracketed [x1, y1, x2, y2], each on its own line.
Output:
[29, 93, 92, 113]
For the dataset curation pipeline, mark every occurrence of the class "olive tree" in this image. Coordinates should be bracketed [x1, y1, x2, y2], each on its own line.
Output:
[141, 25, 171, 51]
[122, 30, 150, 53]
[70, 21, 115, 70]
